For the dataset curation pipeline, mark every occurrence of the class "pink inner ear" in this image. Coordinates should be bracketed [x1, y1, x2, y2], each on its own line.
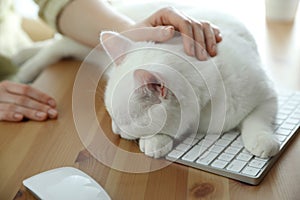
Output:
[100, 31, 133, 65]
[134, 69, 167, 98]
[134, 69, 159, 85]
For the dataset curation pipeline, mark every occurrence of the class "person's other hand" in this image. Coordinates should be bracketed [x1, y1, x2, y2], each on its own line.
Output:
[0, 81, 58, 122]
[129, 7, 222, 61]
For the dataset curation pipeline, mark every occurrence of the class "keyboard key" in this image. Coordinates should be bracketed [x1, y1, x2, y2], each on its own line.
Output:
[196, 151, 218, 165]
[231, 141, 243, 148]
[291, 113, 300, 119]
[176, 143, 192, 151]
[242, 166, 260, 176]
[205, 134, 220, 141]
[273, 119, 284, 126]
[222, 131, 239, 141]
[182, 137, 199, 146]
[276, 113, 289, 120]
[167, 149, 185, 160]
[218, 153, 235, 162]
[182, 145, 206, 162]
[242, 148, 251, 154]
[285, 118, 300, 125]
[249, 159, 267, 169]
[287, 101, 299, 107]
[255, 157, 270, 162]
[278, 109, 293, 115]
[215, 139, 232, 147]
[200, 139, 215, 148]
[237, 153, 253, 162]
[275, 134, 287, 142]
[211, 159, 228, 169]
[280, 123, 296, 130]
[276, 128, 291, 136]
[225, 146, 242, 155]
[226, 159, 247, 172]
[209, 145, 226, 154]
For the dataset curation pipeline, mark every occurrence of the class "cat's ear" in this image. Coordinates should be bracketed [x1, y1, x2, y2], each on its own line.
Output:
[100, 31, 133, 65]
[134, 69, 167, 98]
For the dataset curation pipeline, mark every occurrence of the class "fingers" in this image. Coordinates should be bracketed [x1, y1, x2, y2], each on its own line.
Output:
[0, 81, 58, 122]
[211, 23, 223, 43]
[124, 26, 175, 42]
[146, 7, 223, 60]
[0, 103, 50, 121]
[191, 22, 206, 60]
[0, 109, 24, 122]
[202, 21, 217, 57]
[2, 81, 56, 107]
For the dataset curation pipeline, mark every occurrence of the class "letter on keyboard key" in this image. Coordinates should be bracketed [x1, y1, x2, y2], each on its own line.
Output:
[242, 166, 260, 177]
[226, 160, 247, 172]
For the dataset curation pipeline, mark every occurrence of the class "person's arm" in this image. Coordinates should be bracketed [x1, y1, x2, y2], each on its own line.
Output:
[0, 81, 58, 122]
[58, 0, 222, 60]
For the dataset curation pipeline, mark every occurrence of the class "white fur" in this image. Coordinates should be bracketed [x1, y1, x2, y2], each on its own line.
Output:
[0, 0, 32, 58]
[101, 12, 280, 159]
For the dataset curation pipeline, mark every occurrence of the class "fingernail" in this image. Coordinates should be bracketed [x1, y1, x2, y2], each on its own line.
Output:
[48, 99, 56, 107]
[36, 112, 47, 118]
[190, 45, 195, 56]
[14, 113, 23, 120]
[210, 44, 217, 57]
[199, 49, 207, 60]
[211, 44, 216, 53]
[48, 109, 58, 118]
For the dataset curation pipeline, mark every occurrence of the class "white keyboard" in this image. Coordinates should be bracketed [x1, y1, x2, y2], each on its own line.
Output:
[166, 91, 300, 185]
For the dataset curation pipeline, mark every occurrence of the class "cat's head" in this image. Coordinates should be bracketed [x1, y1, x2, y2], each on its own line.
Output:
[100, 31, 179, 140]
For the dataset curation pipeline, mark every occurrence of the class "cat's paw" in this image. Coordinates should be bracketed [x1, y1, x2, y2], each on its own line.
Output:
[139, 134, 173, 158]
[244, 133, 280, 158]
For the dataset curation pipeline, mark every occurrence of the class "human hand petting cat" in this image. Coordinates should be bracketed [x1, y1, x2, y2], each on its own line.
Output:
[0, 81, 58, 122]
[59, 0, 221, 61]
[129, 7, 223, 61]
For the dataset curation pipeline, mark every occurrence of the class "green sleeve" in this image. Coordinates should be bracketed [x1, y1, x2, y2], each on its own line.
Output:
[33, 0, 73, 31]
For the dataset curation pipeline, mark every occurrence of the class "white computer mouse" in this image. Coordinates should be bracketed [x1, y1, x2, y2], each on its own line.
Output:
[23, 167, 111, 200]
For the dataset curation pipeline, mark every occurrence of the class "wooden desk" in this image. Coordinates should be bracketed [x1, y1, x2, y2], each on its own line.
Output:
[1, 2, 300, 200]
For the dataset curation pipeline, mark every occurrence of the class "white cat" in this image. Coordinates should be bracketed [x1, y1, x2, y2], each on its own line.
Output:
[100, 13, 280, 159]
